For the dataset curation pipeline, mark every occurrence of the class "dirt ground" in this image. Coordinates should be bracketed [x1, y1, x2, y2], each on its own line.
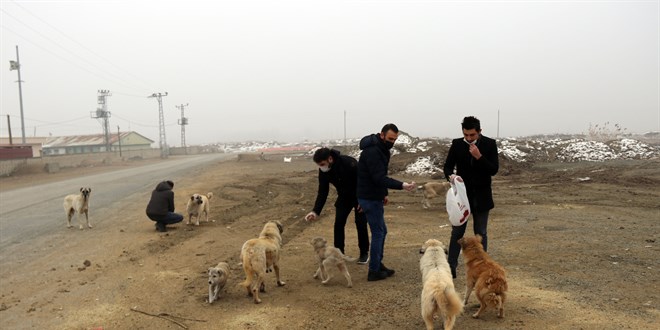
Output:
[0, 155, 658, 329]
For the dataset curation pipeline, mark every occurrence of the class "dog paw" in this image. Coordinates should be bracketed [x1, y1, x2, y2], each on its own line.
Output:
[277, 281, 286, 286]
[471, 313, 480, 319]
[79, 226, 84, 230]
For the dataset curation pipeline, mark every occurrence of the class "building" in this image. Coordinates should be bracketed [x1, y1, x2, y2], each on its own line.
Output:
[0, 137, 48, 157]
[42, 132, 154, 156]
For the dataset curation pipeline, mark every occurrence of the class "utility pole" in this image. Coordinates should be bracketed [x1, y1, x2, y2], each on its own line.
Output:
[148, 92, 169, 158]
[176, 103, 189, 153]
[6, 115, 13, 145]
[9, 45, 26, 144]
[343, 110, 346, 143]
[117, 125, 122, 158]
[91, 90, 112, 151]
[497, 108, 500, 139]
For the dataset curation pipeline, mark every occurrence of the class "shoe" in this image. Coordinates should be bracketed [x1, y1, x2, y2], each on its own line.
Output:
[155, 223, 167, 232]
[357, 253, 369, 265]
[367, 270, 388, 281]
[380, 263, 395, 277]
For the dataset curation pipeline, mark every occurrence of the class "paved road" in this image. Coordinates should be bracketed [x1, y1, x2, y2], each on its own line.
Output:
[0, 154, 234, 252]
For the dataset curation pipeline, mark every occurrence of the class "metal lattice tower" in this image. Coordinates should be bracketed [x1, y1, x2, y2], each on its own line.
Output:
[90, 90, 112, 151]
[149, 92, 169, 158]
[176, 103, 189, 152]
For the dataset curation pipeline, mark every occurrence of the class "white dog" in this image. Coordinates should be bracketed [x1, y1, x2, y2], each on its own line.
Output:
[186, 192, 213, 226]
[208, 262, 230, 304]
[419, 239, 463, 330]
[310, 237, 356, 287]
[63, 187, 92, 230]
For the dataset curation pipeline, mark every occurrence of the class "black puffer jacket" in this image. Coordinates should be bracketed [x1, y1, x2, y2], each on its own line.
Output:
[312, 149, 359, 215]
[356, 134, 404, 200]
[443, 135, 499, 212]
[145, 181, 175, 216]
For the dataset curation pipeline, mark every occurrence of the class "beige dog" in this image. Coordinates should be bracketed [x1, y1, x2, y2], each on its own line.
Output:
[418, 181, 450, 209]
[458, 235, 508, 319]
[208, 262, 230, 304]
[240, 220, 286, 304]
[186, 192, 213, 226]
[63, 187, 92, 230]
[419, 239, 463, 330]
[310, 237, 356, 288]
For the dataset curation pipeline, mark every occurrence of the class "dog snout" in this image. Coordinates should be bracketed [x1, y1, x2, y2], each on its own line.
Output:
[208, 280, 213, 285]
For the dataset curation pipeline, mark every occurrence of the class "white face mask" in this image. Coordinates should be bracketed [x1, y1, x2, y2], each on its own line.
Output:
[463, 138, 476, 145]
[319, 165, 330, 172]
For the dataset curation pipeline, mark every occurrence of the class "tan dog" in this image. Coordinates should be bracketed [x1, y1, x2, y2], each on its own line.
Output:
[310, 237, 356, 288]
[240, 220, 285, 303]
[208, 262, 230, 304]
[419, 239, 463, 330]
[418, 181, 450, 209]
[186, 192, 213, 226]
[458, 235, 508, 319]
[63, 187, 92, 230]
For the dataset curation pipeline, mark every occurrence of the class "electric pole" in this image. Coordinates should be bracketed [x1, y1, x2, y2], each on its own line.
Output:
[149, 92, 169, 158]
[9, 45, 26, 144]
[90, 90, 112, 151]
[176, 103, 189, 153]
[343, 110, 347, 143]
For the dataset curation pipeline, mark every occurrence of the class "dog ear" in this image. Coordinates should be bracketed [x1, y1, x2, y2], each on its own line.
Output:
[190, 195, 195, 200]
[80, 187, 84, 192]
[276, 222, 283, 234]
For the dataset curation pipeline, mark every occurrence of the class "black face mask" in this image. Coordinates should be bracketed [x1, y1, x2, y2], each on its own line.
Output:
[384, 141, 394, 150]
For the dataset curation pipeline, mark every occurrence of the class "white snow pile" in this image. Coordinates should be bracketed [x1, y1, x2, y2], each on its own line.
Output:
[405, 156, 442, 176]
[556, 140, 618, 162]
[499, 137, 659, 162]
[498, 139, 528, 162]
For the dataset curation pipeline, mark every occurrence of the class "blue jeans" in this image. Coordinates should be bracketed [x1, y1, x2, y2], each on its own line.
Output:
[448, 210, 489, 272]
[334, 204, 370, 255]
[147, 212, 184, 225]
[358, 198, 387, 272]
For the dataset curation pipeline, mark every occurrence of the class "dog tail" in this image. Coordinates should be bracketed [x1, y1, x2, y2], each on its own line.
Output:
[416, 183, 425, 191]
[342, 255, 357, 262]
[434, 286, 463, 330]
[207, 192, 214, 200]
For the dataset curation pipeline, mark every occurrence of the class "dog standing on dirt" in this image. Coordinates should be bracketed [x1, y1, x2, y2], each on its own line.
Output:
[419, 239, 463, 330]
[458, 235, 508, 319]
[310, 237, 356, 288]
[418, 181, 450, 209]
[208, 261, 230, 304]
[63, 187, 92, 230]
[240, 220, 286, 304]
[186, 192, 213, 226]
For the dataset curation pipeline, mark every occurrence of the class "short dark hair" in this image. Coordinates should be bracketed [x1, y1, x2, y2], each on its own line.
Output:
[461, 116, 481, 131]
[313, 147, 331, 163]
[381, 123, 399, 134]
[166, 180, 174, 188]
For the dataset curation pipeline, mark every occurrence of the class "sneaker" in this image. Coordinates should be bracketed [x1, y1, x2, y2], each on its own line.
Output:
[155, 223, 167, 232]
[380, 263, 395, 277]
[357, 253, 369, 265]
[367, 270, 388, 281]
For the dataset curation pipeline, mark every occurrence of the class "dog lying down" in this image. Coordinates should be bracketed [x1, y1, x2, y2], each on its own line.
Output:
[63, 187, 92, 230]
[240, 220, 286, 304]
[310, 237, 356, 288]
[186, 192, 213, 226]
[208, 262, 230, 304]
[458, 235, 508, 319]
[418, 181, 450, 209]
[419, 239, 463, 330]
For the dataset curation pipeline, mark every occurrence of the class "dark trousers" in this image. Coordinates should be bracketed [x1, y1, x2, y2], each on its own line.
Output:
[334, 203, 369, 255]
[358, 198, 386, 272]
[147, 212, 184, 225]
[448, 210, 490, 272]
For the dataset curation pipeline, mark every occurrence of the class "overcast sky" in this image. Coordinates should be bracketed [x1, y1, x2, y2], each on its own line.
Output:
[1, 0, 658, 146]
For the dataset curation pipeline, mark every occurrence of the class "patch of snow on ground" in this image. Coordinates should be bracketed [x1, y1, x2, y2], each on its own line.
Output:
[499, 140, 528, 161]
[558, 141, 617, 162]
[395, 133, 413, 146]
[610, 139, 657, 159]
[416, 141, 431, 152]
[405, 156, 441, 176]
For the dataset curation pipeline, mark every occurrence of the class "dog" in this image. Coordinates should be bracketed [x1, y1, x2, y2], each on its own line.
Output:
[419, 239, 463, 330]
[186, 192, 213, 226]
[240, 220, 285, 304]
[418, 181, 450, 209]
[458, 235, 508, 319]
[208, 262, 230, 304]
[310, 237, 356, 288]
[63, 187, 92, 230]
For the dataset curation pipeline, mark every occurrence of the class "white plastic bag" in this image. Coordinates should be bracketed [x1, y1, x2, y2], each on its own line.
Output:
[446, 176, 471, 226]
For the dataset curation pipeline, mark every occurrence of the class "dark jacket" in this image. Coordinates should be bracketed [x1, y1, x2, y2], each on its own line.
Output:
[146, 181, 175, 216]
[443, 134, 499, 212]
[356, 134, 404, 200]
[312, 149, 359, 215]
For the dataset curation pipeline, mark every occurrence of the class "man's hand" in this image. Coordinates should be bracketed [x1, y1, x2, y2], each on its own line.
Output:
[304, 211, 318, 222]
[383, 196, 389, 206]
[469, 143, 482, 159]
[402, 181, 417, 191]
[449, 174, 457, 183]
[356, 204, 363, 213]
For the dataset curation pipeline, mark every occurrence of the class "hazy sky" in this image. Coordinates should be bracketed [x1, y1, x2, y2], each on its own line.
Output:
[1, 0, 658, 146]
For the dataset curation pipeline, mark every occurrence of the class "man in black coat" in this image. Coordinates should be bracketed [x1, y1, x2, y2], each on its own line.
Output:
[146, 180, 184, 232]
[305, 148, 370, 264]
[443, 116, 499, 278]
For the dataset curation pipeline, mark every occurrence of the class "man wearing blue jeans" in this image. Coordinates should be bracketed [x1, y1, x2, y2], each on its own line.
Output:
[146, 180, 184, 232]
[443, 116, 499, 278]
[357, 124, 416, 281]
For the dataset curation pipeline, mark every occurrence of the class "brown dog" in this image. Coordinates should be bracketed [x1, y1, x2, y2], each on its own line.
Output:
[458, 235, 508, 319]
[310, 237, 356, 287]
[418, 181, 450, 209]
[208, 262, 230, 304]
[419, 239, 463, 330]
[186, 192, 213, 226]
[240, 220, 285, 304]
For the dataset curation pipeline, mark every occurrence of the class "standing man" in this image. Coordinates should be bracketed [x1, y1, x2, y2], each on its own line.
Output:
[443, 116, 499, 278]
[357, 123, 416, 281]
[146, 180, 184, 232]
[305, 147, 370, 264]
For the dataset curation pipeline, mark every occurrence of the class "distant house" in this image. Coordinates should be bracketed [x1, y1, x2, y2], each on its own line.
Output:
[42, 132, 154, 156]
[0, 137, 48, 157]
